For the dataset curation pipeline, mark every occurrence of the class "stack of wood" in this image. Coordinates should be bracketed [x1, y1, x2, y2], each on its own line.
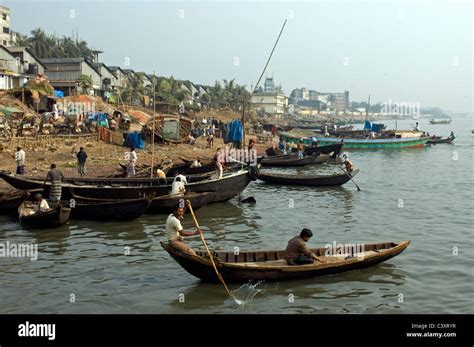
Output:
[142, 115, 193, 144]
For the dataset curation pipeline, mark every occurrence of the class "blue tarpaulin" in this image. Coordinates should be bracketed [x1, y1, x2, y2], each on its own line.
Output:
[229, 119, 243, 143]
[363, 120, 372, 130]
[371, 123, 383, 132]
[54, 90, 64, 98]
[124, 132, 144, 149]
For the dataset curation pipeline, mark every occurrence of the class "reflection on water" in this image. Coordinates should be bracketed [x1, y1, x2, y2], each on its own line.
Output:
[0, 118, 473, 313]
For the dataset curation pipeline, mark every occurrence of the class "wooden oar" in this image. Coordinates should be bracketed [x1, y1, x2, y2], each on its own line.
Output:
[339, 166, 361, 191]
[186, 200, 241, 304]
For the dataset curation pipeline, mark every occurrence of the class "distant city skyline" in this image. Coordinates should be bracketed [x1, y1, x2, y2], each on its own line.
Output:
[3, 0, 472, 113]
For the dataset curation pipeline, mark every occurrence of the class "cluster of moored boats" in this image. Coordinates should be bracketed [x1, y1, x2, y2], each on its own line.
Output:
[0, 142, 358, 229]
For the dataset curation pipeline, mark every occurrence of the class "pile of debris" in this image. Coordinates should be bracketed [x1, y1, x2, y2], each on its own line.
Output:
[142, 115, 193, 144]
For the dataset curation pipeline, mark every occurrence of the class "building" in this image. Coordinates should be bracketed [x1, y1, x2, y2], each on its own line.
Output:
[42, 58, 102, 96]
[0, 46, 47, 89]
[251, 92, 288, 115]
[264, 77, 275, 93]
[91, 62, 118, 96]
[318, 91, 349, 111]
[0, 6, 11, 47]
[290, 87, 350, 111]
[108, 66, 127, 90]
[0, 45, 16, 89]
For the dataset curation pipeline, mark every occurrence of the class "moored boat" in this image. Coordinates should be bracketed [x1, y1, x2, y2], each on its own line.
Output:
[260, 153, 331, 167]
[0, 169, 254, 202]
[429, 118, 452, 124]
[0, 190, 29, 214]
[257, 169, 359, 187]
[67, 194, 153, 220]
[315, 135, 430, 149]
[161, 240, 410, 283]
[146, 192, 212, 214]
[427, 134, 455, 144]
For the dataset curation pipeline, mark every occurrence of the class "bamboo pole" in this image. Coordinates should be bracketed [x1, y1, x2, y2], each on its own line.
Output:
[151, 72, 156, 178]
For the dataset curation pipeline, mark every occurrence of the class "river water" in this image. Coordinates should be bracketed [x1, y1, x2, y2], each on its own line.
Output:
[0, 118, 473, 314]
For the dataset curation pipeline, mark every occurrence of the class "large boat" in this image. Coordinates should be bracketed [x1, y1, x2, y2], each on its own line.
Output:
[161, 240, 410, 283]
[257, 169, 359, 187]
[0, 170, 254, 202]
[314, 131, 430, 149]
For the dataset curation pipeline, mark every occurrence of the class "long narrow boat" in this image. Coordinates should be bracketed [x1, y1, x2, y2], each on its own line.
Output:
[0, 170, 253, 202]
[429, 118, 452, 124]
[19, 205, 71, 228]
[261, 153, 331, 167]
[314, 136, 430, 149]
[257, 169, 359, 187]
[161, 240, 410, 283]
[427, 135, 455, 144]
[67, 194, 153, 220]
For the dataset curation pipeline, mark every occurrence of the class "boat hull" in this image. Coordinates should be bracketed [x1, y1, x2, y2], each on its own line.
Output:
[19, 206, 70, 228]
[161, 240, 410, 283]
[257, 169, 359, 186]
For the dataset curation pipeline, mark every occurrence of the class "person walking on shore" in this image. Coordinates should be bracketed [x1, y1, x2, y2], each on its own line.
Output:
[76, 147, 88, 176]
[43, 164, 64, 202]
[14, 146, 26, 174]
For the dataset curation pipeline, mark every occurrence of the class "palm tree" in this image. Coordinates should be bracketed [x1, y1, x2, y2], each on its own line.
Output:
[13, 33, 30, 47]
[30, 28, 50, 58]
[121, 74, 145, 104]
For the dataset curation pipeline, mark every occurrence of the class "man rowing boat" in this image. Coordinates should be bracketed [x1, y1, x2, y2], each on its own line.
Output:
[166, 203, 202, 256]
[285, 228, 326, 265]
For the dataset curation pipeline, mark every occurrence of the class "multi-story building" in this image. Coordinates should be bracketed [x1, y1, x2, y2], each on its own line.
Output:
[0, 46, 47, 89]
[251, 92, 288, 115]
[0, 6, 11, 47]
[42, 58, 102, 95]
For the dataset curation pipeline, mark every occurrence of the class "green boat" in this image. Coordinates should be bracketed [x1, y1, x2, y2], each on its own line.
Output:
[280, 132, 429, 149]
[314, 136, 430, 149]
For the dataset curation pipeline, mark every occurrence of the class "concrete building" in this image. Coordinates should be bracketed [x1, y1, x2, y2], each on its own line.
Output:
[0, 46, 47, 89]
[0, 6, 11, 47]
[251, 92, 288, 115]
[319, 91, 349, 111]
[42, 58, 102, 95]
[0, 45, 16, 89]
[107, 66, 127, 90]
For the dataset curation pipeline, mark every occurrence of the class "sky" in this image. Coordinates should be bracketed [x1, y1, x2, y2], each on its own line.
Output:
[4, 0, 473, 113]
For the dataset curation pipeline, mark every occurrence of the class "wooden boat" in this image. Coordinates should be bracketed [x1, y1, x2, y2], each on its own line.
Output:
[67, 194, 153, 220]
[257, 169, 359, 187]
[427, 135, 455, 144]
[429, 118, 452, 124]
[261, 153, 331, 167]
[161, 240, 410, 283]
[0, 190, 29, 214]
[304, 143, 343, 156]
[0, 170, 253, 202]
[19, 204, 71, 228]
[315, 135, 430, 149]
[146, 192, 212, 214]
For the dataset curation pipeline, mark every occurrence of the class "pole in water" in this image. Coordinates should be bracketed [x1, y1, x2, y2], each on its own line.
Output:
[339, 166, 361, 191]
[186, 200, 243, 305]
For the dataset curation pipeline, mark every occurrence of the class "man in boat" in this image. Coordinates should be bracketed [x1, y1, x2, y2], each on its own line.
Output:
[43, 164, 64, 202]
[285, 229, 326, 265]
[190, 157, 202, 168]
[33, 193, 50, 213]
[297, 140, 305, 159]
[166, 203, 202, 256]
[213, 148, 225, 179]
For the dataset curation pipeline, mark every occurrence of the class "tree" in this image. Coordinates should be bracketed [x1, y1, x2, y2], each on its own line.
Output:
[76, 75, 93, 94]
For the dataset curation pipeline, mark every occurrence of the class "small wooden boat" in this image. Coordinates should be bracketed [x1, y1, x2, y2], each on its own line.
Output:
[19, 204, 71, 228]
[257, 169, 359, 186]
[146, 192, 212, 214]
[67, 194, 153, 220]
[0, 190, 29, 214]
[427, 135, 455, 144]
[304, 143, 343, 156]
[261, 153, 331, 167]
[161, 240, 410, 283]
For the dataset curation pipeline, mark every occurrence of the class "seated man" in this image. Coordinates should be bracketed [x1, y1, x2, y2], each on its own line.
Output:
[166, 204, 202, 256]
[170, 176, 186, 195]
[285, 228, 326, 265]
[33, 193, 50, 213]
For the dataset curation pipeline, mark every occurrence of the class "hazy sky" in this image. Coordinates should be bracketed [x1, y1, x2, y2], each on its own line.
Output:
[4, 0, 473, 112]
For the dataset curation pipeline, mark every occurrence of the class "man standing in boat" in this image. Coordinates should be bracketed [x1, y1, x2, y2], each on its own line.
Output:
[43, 164, 64, 202]
[166, 203, 202, 256]
[285, 229, 326, 265]
[297, 140, 305, 159]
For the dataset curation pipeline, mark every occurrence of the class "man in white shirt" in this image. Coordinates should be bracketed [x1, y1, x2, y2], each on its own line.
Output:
[173, 172, 188, 184]
[126, 147, 137, 177]
[15, 146, 26, 174]
[170, 176, 186, 195]
[33, 193, 50, 213]
[166, 204, 202, 255]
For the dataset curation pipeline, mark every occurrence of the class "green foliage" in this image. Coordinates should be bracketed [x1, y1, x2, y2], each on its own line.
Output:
[14, 28, 94, 59]
[76, 75, 93, 94]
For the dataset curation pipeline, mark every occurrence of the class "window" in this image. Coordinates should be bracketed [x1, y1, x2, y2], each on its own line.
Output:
[2, 40, 6, 46]
[3, 27, 9, 34]
[2, 14, 7, 21]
